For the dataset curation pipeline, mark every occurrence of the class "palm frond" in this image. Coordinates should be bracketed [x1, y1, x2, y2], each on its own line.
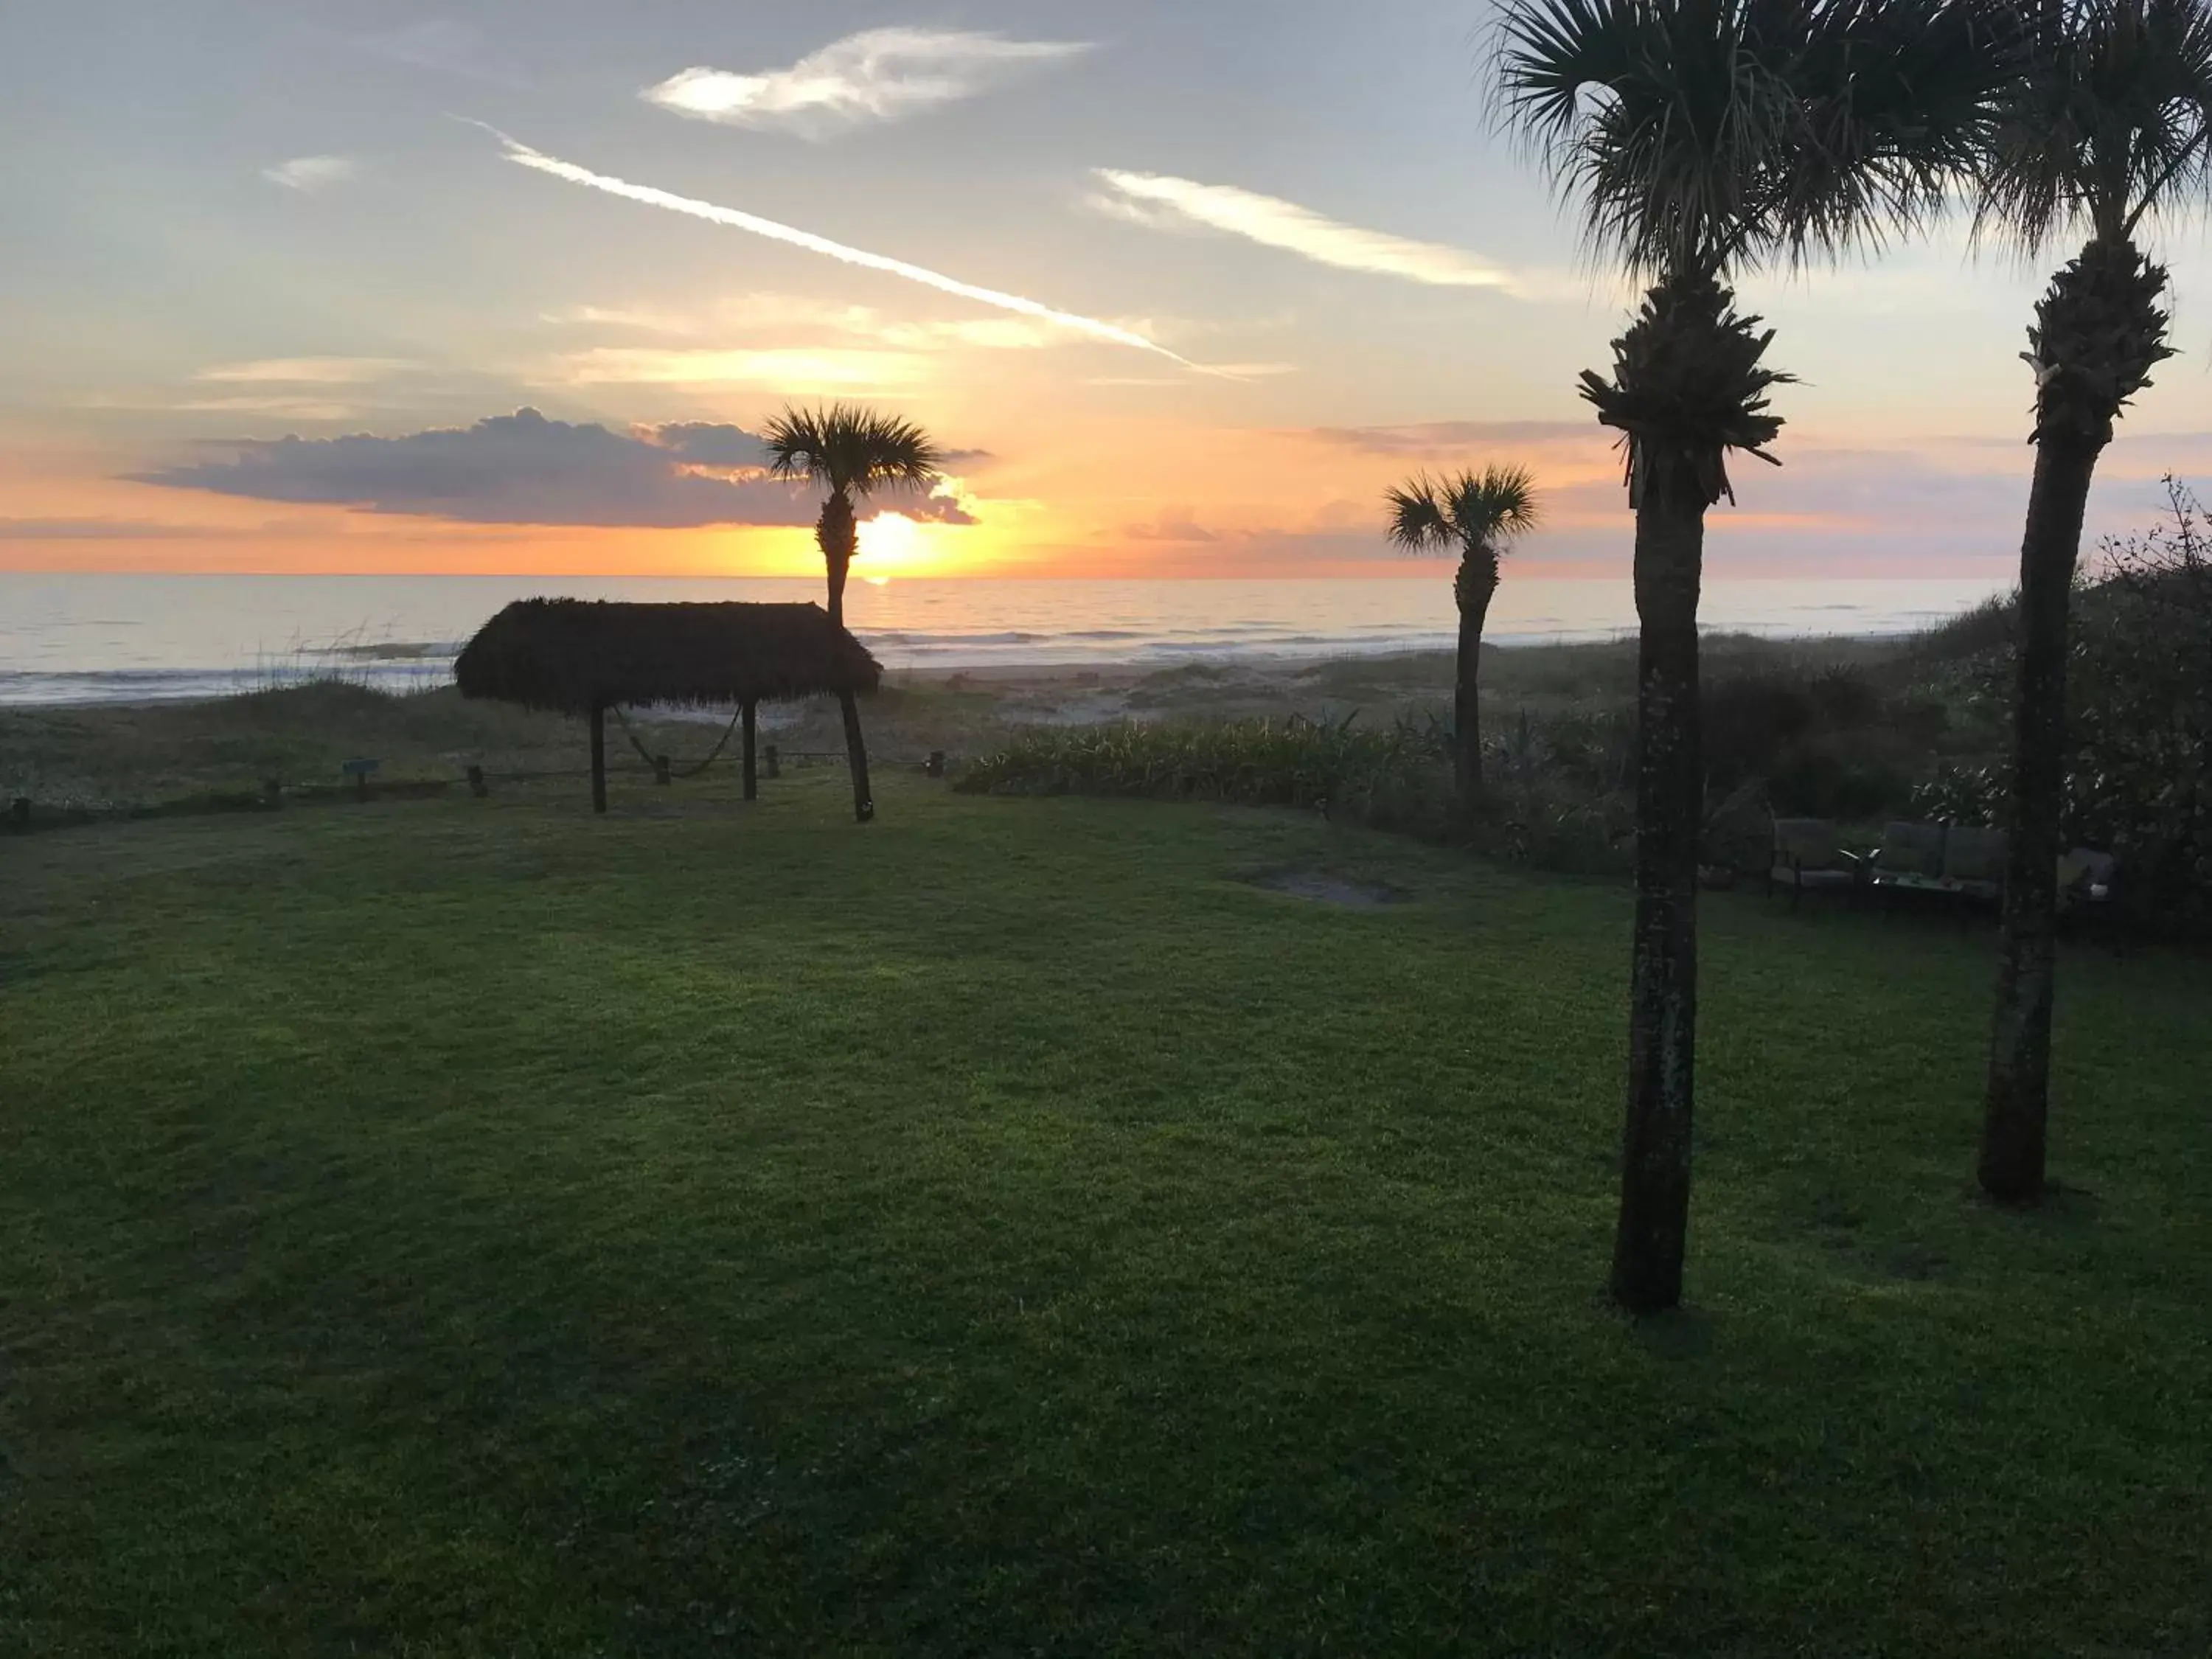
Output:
[1493, 0, 2003, 276]
[1973, 0, 2212, 253]
[1443, 465, 1543, 547]
[762, 403, 945, 497]
[1385, 477, 1458, 551]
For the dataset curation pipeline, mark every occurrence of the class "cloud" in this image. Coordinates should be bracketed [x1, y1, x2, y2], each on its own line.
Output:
[1091, 171, 1537, 293]
[0, 518, 212, 541]
[649, 422, 771, 467]
[540, 304, 696, 334]
[644, 28, 1091, 138]
[556, 347, 928, 391]
[198, 358, 416, 384]
[263, 156, 355, 192]
[171, 397, 364, 421]
[129, 408, 976, 529]
[652, 419, 992, 496]
[1310, 420, 1599, 454]
[545, 293, 1065, 355]
[1123, 508, 1217, 543]
[476, 126, 1197, 367]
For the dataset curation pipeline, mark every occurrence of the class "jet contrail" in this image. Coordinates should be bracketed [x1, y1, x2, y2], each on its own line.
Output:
[474, 124, 1197, 369]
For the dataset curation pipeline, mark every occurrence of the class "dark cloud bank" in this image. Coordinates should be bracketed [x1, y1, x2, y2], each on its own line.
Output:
[133, 408, 975, 528]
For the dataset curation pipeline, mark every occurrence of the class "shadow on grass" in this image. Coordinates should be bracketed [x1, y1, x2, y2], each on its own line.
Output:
[1627, 1305, 1719, 1360]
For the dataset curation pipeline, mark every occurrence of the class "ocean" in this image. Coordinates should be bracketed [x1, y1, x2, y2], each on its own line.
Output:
[0, 572, 2008, 706]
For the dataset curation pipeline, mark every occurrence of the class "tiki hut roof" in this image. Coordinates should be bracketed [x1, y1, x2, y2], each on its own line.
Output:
[454, 599, 882, 714]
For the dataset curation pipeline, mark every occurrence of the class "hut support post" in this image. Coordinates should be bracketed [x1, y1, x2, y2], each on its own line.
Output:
[589, 701, 608, 814]
[838, 692, 874, 823]
[742, 700, 759, 801]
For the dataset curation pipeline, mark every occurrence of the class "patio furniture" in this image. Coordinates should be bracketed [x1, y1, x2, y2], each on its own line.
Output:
[1768, 818, 1860, 909]
[1868, 821, 1947, 889]
[1940, 826, 2008, 903]
[1866, 821, 2012, 925]
[2057, 848, 2115, 909]
[1868, 821, 1958, 919]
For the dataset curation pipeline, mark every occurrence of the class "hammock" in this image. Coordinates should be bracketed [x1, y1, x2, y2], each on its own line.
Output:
[610, 703, 746, 780]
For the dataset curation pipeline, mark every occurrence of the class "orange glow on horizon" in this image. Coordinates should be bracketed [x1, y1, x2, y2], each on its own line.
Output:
[0, 411, 2116, 580]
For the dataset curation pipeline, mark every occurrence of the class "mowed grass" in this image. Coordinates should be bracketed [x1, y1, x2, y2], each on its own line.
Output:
[1, 774, 2206, 1658]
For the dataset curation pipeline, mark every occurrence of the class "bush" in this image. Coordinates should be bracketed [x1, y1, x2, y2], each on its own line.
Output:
[956, 714, 1455, 829]
[1703, 671, 1816, 788]
[1908, 762, 2006, 827]
[1909, 591, 2017, 662]
[1897, 482, 2212, 936]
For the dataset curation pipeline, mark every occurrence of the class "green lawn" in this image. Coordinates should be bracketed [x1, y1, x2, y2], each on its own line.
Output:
[2, 773, 2205, 1656]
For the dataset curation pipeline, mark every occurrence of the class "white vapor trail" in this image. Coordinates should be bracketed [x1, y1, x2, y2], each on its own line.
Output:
[476, 126, 1197, 369]
[1094, 170, 1527, 293]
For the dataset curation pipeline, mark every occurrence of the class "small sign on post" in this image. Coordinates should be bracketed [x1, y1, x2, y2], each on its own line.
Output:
[341, 757, 380, 801]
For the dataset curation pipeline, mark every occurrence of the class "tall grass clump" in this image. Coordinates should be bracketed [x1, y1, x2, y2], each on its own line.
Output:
[1909, 592, 2018, 663]
[956, 714, 1454, 827]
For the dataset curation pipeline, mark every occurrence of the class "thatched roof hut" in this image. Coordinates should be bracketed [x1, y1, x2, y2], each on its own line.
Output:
[455, 599, 884, 818]
[455, 599, 880, 713]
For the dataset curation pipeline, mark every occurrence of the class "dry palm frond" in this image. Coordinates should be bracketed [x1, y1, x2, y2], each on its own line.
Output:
[1579, 271, 1794, 505]
[2025, 237, 2176, 439]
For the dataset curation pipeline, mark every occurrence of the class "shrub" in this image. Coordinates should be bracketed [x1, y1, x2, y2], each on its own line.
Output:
[1702, 671, 1816, 788]
[1908, 762, 2006, 826]
[1909, 591, 2018, 662]
[955, 714, 1454, 829]
[1808, 664, 1882, 729]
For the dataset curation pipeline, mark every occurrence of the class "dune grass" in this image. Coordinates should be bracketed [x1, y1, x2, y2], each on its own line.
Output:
[1, 773, 2206, 1656]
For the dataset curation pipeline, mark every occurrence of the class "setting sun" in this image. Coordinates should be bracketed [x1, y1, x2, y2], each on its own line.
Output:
[855, 510, 936, 579]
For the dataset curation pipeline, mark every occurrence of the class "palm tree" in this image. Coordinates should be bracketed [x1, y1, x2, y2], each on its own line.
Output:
[1972, 0, 2212, 1206]
[763, 403, 942, 825]
[1495, 0, 1994, 1310]
[762, 403, 942, 630]
[1385, 467, 1541, 797]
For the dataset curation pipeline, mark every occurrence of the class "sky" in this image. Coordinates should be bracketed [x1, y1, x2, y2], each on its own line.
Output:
[4, 0, 2210, 584]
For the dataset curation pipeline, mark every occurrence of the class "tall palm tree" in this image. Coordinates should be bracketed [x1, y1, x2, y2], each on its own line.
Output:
[1385, 467, 1542, 796]
[762, 403, 942, 630]
[1972, 0, 2212, 1205]
[1495, 0, 1994, 1310]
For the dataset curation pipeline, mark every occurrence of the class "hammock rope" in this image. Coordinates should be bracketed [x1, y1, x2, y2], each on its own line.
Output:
[610, 703, 747, 779]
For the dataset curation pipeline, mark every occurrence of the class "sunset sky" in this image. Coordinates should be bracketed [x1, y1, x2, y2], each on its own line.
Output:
[6, 0, 2209, 583]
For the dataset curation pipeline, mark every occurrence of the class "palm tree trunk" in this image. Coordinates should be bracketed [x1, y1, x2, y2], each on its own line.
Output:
[1981, 431, 2101, 1203]
[1455, 566, 1496, 799]
[741, 700, 759, 801]
[1980, 234, 2168, 1205]
[839, 691, 874, 823]
[1611, 459, 1705, 1315]
[818, 490, 858, 630]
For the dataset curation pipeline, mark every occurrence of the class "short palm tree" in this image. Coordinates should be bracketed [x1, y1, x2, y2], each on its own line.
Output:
[1385, 467, 1541, 796]
[762, 403, 941, 826]
[1972, 0, 2212, 1206]
[1495, 0, 1994, 1310]
[762, 403, 942, 630]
